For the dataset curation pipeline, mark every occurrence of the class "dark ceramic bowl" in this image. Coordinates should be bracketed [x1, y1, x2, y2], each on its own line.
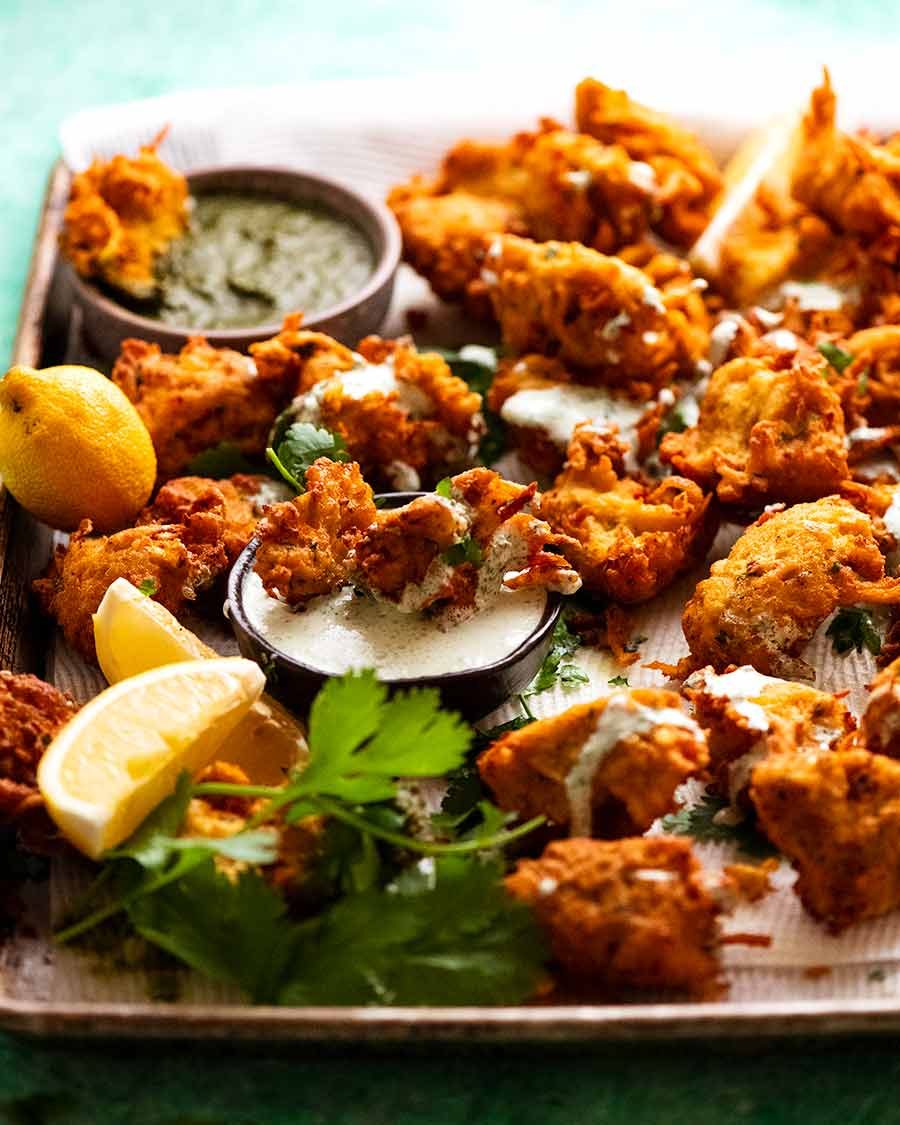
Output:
[226, 492, 563, 722]
[66, 165, 401, 362]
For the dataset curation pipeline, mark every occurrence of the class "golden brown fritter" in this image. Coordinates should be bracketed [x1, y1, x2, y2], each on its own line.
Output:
[386, 183, 527, 318]
[506, 837, 723, 998]
[355, 468, 581, 615]
[33, 514, 228, 664]
[840, 325, 900, 429]
[487, 354, 664, 478]
[387, 119, 656, 315]
[59, 133, 189, 298]
[253, 459, 377, 606]
[251, 324, 485, 490]
[0, 671, 77, 839]
[751, 748, 900, 932]
[112, 336, 295, 482]
[659, 354, 850, 506]
[684, 665, 853, 806]
[792, 71, 900, 249]
[137, 474, 281, 563]
[575, 77, 723, 246]
[857, 655, 900, 759]
[479, 689, 707, 837]
[540, 426, 717, 604]
[484, 235, 710, 399]
[681, 496, 900, 679]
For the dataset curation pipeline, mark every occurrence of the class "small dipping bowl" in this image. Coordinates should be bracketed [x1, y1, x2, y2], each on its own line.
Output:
[226, 492, 564, 722]
[66, 166, 401, 362]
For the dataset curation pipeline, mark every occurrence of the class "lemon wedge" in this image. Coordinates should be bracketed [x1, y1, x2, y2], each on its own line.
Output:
[37, 658, 265, 858]
[93, 578, 307, 785]
[690, 111, 803, 285]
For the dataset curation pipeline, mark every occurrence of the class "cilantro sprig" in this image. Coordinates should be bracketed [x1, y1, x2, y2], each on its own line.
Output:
[525, 615, 588, 697]
[661, 789, 777, 860]
[56, 672, 547, 1006]
[266, 421, 348, 492]
[185, 442, 262, 478]
[826, 606, 882, 656]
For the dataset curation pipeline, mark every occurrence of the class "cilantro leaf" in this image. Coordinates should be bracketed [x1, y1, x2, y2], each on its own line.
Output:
[826, 606, 882, 656]
[108, 772, 194, 870]
[526, 615, 588, 696]
[127, 859, 297, 1003]
[661, 790, 777, 859]
[137, 578, 158, 598]
[656, 405, 687, 445]
[266, 422, 348, 492]
[291, 670, 471, 805]
[185, 442, 261, 478]
[432, 346, 506, 465]
[608, 675, 629, 687]
[442, 537, 483, 567]
[279, 856, 546, 1006]
[435, 477, 452, 498]
[818, 341, 853, 374]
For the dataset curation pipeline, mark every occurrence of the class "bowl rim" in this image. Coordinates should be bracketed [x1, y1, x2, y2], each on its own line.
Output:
[226, 490, 564, 689]
[67, 163, 402, 342]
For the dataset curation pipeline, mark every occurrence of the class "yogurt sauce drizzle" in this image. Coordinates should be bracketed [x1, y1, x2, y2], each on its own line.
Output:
[564, 693, 702, 836]
[686, 666, 785, 732]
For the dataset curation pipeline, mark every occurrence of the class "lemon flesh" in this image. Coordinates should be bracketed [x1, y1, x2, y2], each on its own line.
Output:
[93, 578, 307, 784]
[0, 364, 156, 532]
[38, 658, 265, 858]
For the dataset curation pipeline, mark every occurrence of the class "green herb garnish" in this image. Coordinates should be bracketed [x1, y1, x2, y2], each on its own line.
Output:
[185, 442, 261, 479]
[435, 477, 453, 498]
[442, 537, 483, 567]
[818, 341, 853, 374]
[434, 347, 506, 465]
[657, 405, 687, 445]
[857, 370, 870, 395]
[661, 789, 777, 859]
[137, 578, 158, 597]
[266, 422, 348, 492]
[525, 615, 588, 696]
[826, 606, 882, 656]
[56, 671, 547, 1008]
[608, 675, 629, 687]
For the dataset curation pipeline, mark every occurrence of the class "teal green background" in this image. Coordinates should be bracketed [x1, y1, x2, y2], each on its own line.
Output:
[4, 0, 900, 1120]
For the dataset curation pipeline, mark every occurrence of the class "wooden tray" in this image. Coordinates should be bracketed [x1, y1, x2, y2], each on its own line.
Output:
[5, 160, 900, 1042]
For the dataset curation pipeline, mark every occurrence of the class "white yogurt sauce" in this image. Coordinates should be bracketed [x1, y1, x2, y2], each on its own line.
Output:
[780, 280, 859, 311]
[685, 666, 786, 732]
[708, 315, 741, 368]
[564, 693, 701, 836]
[242, 572, 547, 678]
[289, 356, 434, 426]
[884, 492, 900, 540]
[499, 383, 646, 458]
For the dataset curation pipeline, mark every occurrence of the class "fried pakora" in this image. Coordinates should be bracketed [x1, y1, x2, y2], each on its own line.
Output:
[857, 655, 900, 759]
[684, 665, 853, 806]
[792, 71, 900, 249]
[112, 336, 295, 482]
[479, 689, 707, 837]
[487, 354, 664, 477]
[575, 77, 723, 246]
[839, 325, 900, 429]
[60, 134, 189, 299]
[680, 496, 900, 679]
[354, 468, 581, 617]
[659, 354, 850, 506]
[387, 119, 656, 316]
[506, 837, 723, 998]
[751, 747, 900, 932]
[253, 459, 377, 606]
[540, 426, 717, 603]
[0, 671, 77, 841]
[137, 474, 289, 563]
[483, 235, 710, 399]
[261, 323, 485, 489]
[34, 511, 228, 663]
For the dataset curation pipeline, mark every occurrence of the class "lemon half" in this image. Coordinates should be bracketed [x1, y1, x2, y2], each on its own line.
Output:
[38, 657, 265, 858]
[93, 578, 307, 785]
